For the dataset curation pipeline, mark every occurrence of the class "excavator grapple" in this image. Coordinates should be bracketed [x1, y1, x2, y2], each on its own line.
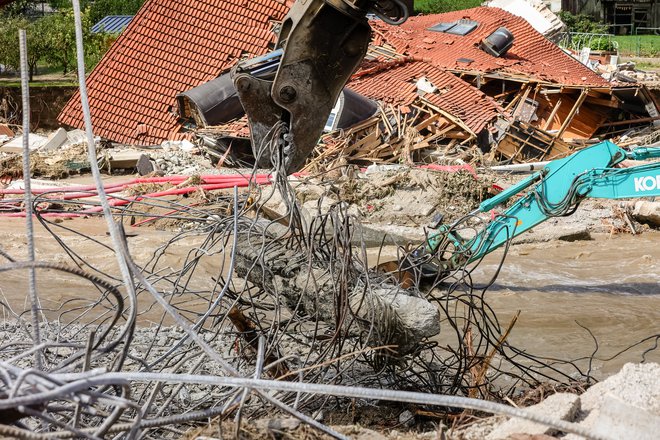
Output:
[232, 0, 409, 173]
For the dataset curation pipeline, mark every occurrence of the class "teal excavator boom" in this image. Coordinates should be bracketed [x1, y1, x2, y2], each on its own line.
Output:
[418, 141, 660, 277]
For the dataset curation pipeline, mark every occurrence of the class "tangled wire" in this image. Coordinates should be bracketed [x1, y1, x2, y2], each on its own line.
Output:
[0, 125, 655, 440]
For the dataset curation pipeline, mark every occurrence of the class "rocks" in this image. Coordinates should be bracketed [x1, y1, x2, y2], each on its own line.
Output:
[151, 149, 212, 175]
[587, 395, 659, 440]
[564, 363, 660, 440]
[486, 393, 580, 440]
[632, 201, 660, 228]
[579, 363, 660, 415]
[458, 363, 660, 440]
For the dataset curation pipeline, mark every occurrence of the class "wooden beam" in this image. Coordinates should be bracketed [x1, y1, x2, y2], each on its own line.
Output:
[556, 88, 588, 139]
[543, 98, 562, 131]
[585, 96, 621, 109]
[598, 115, 660, 128]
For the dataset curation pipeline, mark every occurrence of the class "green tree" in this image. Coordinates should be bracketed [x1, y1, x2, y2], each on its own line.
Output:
[40, 8, 100, 75]
[558, 12, 608, 34]
[0, 17, 49, 80]
[89, 0, 145, 24]
[0, 18, 24, 73]
[1, 0, 38, 18]
[48, 0, 145, 24]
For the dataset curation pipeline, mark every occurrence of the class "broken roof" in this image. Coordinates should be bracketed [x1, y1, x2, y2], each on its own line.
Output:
[371, 7, 608, 86]
[58, 0, 289, 145]
[348, 58, 502, 134]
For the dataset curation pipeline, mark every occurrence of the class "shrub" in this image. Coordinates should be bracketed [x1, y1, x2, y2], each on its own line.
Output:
[558, 11, 608, 34]
[415, 0, 482, 14]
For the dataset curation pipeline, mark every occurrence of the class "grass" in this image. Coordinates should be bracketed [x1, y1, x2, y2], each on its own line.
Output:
[414, 0, 481, 14]
[0, 79, 79, 87]
[635, 60, 660, 70]
[612, 35, 660, 57]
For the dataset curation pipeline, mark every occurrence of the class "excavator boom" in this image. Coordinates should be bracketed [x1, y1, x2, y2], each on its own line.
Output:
[420, 141, 660, 276]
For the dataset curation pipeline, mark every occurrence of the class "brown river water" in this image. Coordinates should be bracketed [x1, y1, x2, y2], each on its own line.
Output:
[1, 218, 658, 378]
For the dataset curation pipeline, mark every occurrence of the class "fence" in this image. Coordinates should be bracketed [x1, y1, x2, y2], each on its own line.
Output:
[557, 32, 618, 54]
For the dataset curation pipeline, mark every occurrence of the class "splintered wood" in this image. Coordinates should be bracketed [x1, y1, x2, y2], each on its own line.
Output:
[493, 120, 575, 163]
[302, 100, 474, 173]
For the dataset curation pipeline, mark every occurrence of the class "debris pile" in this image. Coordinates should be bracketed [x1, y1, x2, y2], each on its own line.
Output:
[6, 134, 650, 438]
[455, 363, 660, 440]
[0, 1, 658, 439]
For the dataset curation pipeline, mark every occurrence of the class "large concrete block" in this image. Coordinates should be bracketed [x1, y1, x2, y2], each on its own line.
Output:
[486, 393, 580, 440]
[632, 201, 660, 228]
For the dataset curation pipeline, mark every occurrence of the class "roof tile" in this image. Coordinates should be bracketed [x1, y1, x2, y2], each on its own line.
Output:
[348, 59, 502, 133]
[59, 0, 288, 145]
[372, 7, 607, 87]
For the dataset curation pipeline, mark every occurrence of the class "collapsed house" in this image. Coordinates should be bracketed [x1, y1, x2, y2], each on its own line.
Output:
[58, 1, 660, 167]
[58, 0, 290, 145]
[183, 6, 660, 168]
[346, 7, 660, 164]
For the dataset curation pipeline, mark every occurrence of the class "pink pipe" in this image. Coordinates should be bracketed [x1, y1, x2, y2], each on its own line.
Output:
[0, 177, 270, 216]
[0, 181, 129, 195]
[80, 179, 270, 214]
[0, 212, 86, 218]
[0, 187, 126, 205]
[0, 174, 273, 195]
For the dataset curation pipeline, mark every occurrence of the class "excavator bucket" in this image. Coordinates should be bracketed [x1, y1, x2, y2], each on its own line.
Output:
[232, 0, 408, 174]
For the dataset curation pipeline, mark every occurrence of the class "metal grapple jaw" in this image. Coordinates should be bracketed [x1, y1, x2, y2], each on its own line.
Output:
[232, 0, 408, 174]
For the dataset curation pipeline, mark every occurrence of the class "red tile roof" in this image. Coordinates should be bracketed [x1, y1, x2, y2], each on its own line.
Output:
[371, 7, 608, 87]
[58, 0, 288, 145]
[349, 58, 502, 133]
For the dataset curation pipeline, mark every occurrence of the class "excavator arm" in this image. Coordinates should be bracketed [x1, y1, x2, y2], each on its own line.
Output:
[232, 0, 409, 173]
[418, 141, 660, 277]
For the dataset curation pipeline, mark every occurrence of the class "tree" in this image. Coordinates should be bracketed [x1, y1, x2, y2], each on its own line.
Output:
[558, 12, 608, 34]
[88, 0, 146, 24]
[40, 8, 100, 75]
[0, 18, 51, 80]
[0, 18, 24, 74]
[1, 0, 39, 18]
[47, 0, 145, 24]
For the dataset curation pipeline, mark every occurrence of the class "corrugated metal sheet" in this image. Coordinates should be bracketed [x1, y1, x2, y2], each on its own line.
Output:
[91, 15, 133, 34]
[59, 0, 288, 145]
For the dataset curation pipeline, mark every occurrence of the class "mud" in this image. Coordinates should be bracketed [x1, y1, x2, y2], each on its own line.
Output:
[338, 168, 495, 224]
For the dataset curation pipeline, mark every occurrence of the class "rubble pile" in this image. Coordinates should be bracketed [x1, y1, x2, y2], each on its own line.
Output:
[0, 1, 658, 439]
[455, 363, 660, 440]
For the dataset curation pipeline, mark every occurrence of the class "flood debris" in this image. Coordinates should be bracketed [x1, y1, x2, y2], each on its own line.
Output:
[455, 363, 660, 440]
[1, 1, 659, 439]
[172, 7, 660, 171]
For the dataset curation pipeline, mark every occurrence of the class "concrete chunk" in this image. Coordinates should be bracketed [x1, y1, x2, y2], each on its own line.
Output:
[486, 393, 580, 440]
[589, 395, 660, 440]
[632, 201, 660, 228]
[41, 128, 68, 151]
[0, 133, 47, 153]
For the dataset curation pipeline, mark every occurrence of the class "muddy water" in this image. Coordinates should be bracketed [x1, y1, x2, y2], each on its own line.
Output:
[467, 233, 660, 377]
[1, 217, 658, 377]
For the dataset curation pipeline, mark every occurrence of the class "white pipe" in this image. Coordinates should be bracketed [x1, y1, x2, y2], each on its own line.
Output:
[490, 161, 550, 172]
